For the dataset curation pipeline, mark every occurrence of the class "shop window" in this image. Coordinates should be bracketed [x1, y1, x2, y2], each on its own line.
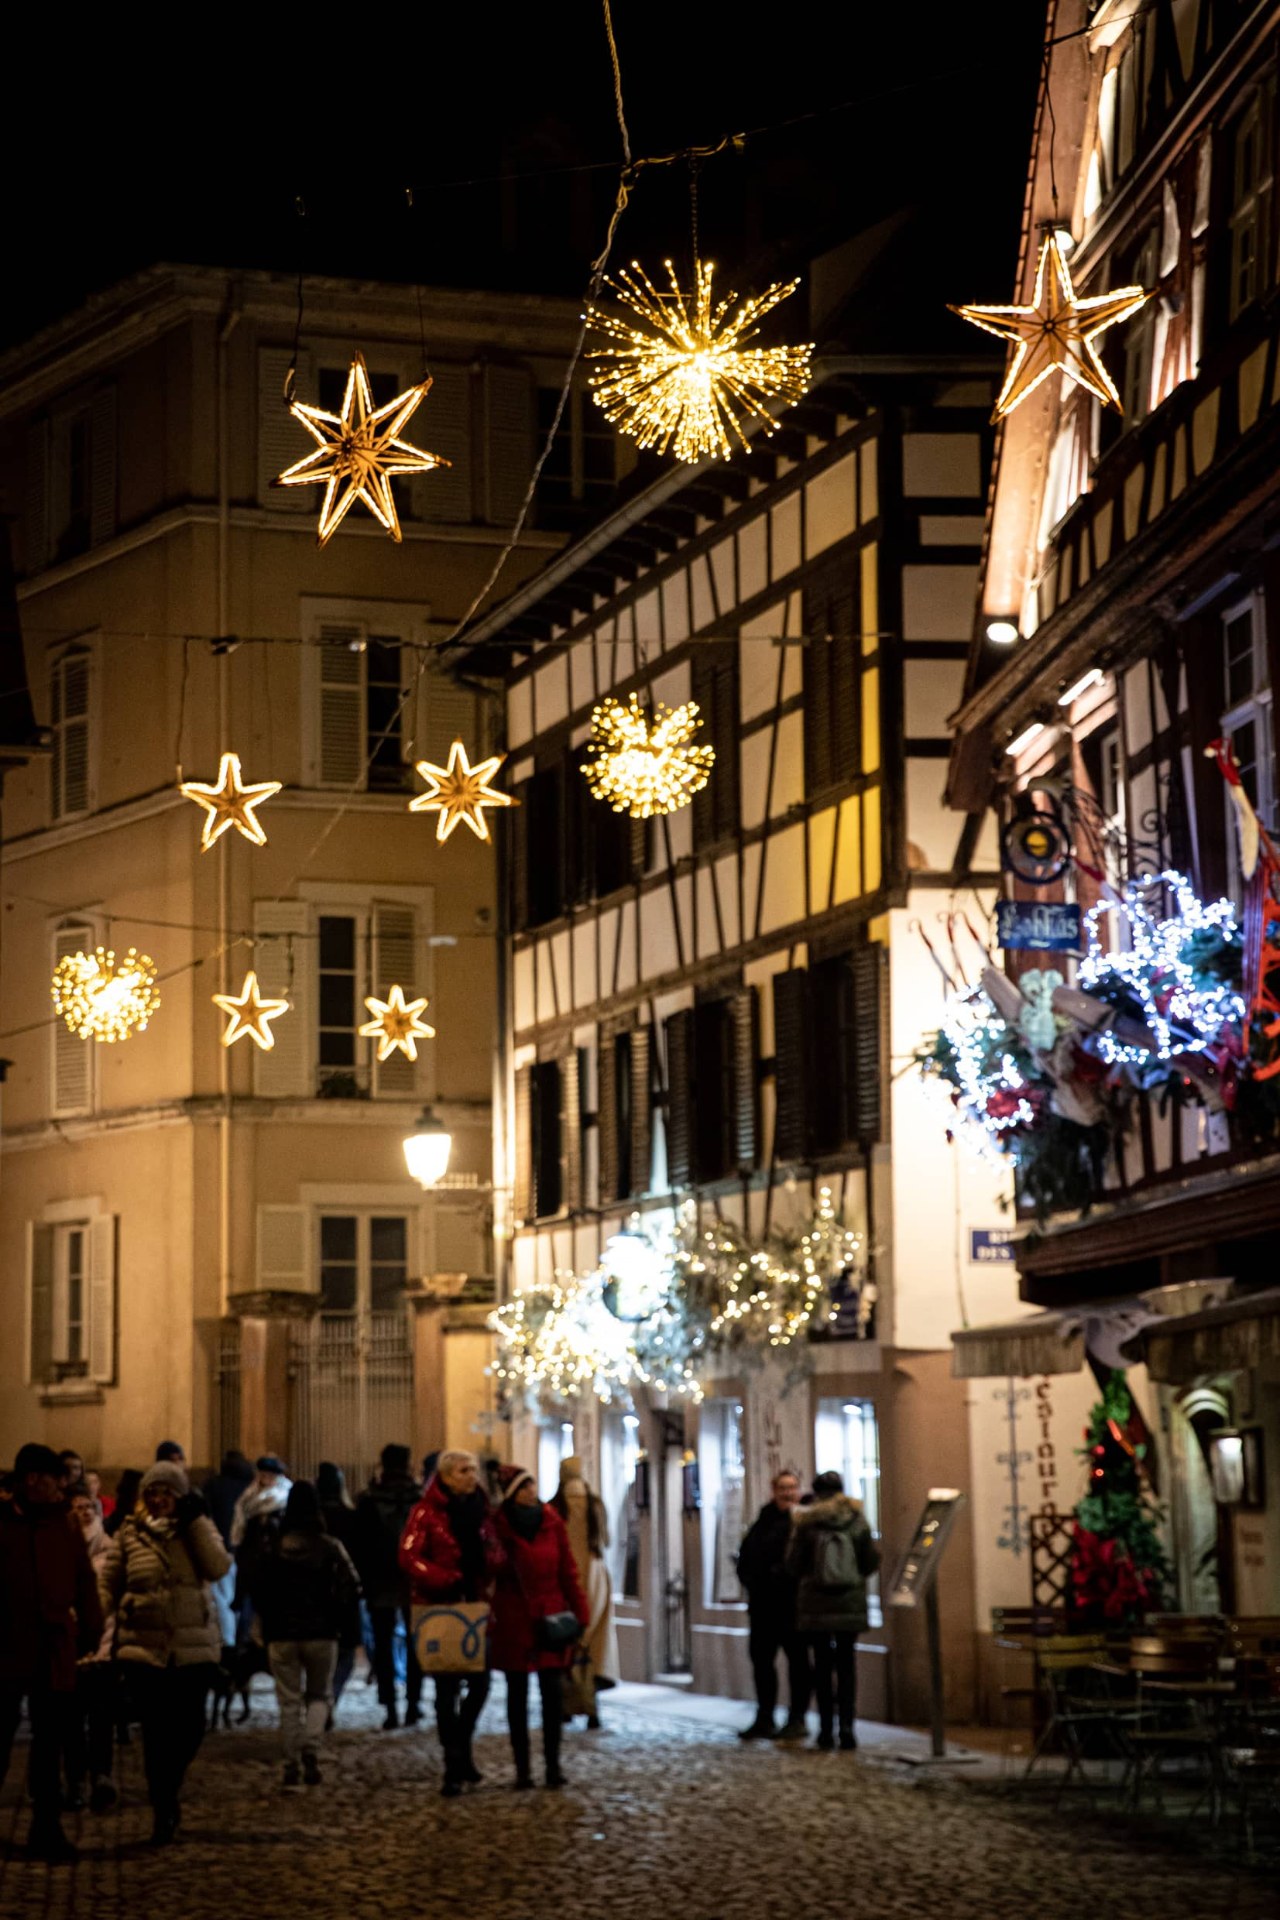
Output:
[700, 1398, 746, 1606]
[1220, 591, 1274, 900]
[600, 1408, 643, 1599]
[1228, 84, 1274, 322]
[814, 1396, 881, 1625]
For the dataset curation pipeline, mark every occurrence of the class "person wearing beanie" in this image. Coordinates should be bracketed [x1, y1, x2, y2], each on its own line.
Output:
[0, 1444, 104, 1862]
[551, 1456, 619, 1730]
[244, 1481, 362, 1788]
[229, 1455, 293, 1551]
[97, 1460, 231, 1843]
[399, 1450, 502, 1795]
[491, 1464, 589, 1791]
[784, 1470, 880, 1752]
[155, 1440, 186, 1466]
[354, 1442, 423, 1730]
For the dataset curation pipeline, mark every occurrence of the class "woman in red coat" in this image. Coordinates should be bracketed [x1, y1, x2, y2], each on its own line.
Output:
[491, 1464, 589, 1790]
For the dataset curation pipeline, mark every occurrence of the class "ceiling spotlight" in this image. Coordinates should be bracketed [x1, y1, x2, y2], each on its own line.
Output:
[986, 619, 1020, 647]
[1006, 722, 1046, 758]
[1058, 668, 1104, 707]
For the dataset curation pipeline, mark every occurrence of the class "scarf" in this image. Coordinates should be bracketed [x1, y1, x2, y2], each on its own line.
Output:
[447, 1488, 489, 1600]
[508, 1501, 544, 1543]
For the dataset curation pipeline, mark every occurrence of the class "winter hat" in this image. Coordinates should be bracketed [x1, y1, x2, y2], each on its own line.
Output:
[812, 1470, 844, 1499]
[497, 1464, 535, 1505]
[256, 1454, 286, 1474]
[315, 1461, 347, 1504]
[380, 1443, 412, 1477]
[141, 1461, 190, 1498]
[284, 1482, 325, 1531]
[14, 1443, 60, 1481]
[155, 1440, 185, 1463]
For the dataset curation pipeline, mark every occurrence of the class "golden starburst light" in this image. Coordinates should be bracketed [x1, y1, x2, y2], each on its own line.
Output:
[949, 233, 1151, 420]
[582, 694, 714, 820]
[212, 971, 290, 1051]
[273, 351, 449, 545]
[359, 984, 436, 1063]
[408, 739, 516, 843]
[586, 258, 813, 463]
[52, 947, 161, 1043]
[179, 752, 282, 851]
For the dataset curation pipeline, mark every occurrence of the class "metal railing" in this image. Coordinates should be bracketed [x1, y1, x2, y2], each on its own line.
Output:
[288, 1308, 415, 1490]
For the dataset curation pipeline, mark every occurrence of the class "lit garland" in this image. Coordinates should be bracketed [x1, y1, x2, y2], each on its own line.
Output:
[676, 1190, 872, 1349]
[52, 947, 160, 1043]
[359, 985, 435, 1063]
[408, 740, 516, 842]
[179, 752, 282, 852]
[212, 971, 290, 1050]
[586, 258, 813, 463]
[582, 694, 714, 819]
[1076, 872, 1245, 1065]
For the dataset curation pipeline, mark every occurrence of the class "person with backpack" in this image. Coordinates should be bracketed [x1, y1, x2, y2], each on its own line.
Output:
[784, 1470, 880, 1751]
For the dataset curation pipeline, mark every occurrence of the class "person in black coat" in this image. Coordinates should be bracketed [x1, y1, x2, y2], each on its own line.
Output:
[735, 1468, 810, 1740]
[203, 1450, 253, 1546]
[352, 1444, 423, 1729]
[316, 1462, 361, 1713]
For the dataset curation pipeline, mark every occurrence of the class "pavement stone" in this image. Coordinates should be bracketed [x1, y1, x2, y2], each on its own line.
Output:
[0, 1674, 1274, 1919]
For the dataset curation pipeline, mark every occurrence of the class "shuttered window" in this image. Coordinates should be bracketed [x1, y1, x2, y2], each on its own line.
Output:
[772, 968, 811, 1163]
[562, 1048, 584, 1215]
[803, 574, 860, 795]
[730, 987, 760, 1172]
[366, 637, 410, 792]
[693, 644, 740, 846]
[628, 1026, 653, 1196]
[371, 902, 420, 1098]
[851, 944, 887, 1146]
[51, 920, 94, 1116]
[514, 1065, 534, 1224]
[311, 622, 414, 792]
[663, 1010, 695, 1189]
[773, 947, 885, 1161]
[417, 362, 471, 523]
[317, 631, 365, 789]
[258, 347, 314, 509]
[50, 649, 91, 821]
[693, 998, 735, 1183]
[663, 1000, 745, 1188]
[484, 364, 535, 527]
[28, 1213, 117, 1386]
[532, 1060, 564, 1218]
[569, 746, 644, 905]
[597, 1030, 621, 1204]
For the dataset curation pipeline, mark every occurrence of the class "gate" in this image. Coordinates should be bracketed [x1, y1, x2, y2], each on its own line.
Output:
[289, 1308, 415, 1490]
[213, 1321, 241, 1463]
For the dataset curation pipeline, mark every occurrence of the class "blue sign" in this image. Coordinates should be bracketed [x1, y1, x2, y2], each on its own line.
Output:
[970, 1228, 1016, 1265]
[996, 900, 1081, 952]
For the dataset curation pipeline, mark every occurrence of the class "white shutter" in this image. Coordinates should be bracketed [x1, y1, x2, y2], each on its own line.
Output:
[252, 900, 313, 1098]
[90, 388, 117, 547]
[483, 364, 534, 526]
[414, 361, 471, 523]
[52, 921, 94, 1115]
[434, 1200, 478, 1276]
[410, 667, 477, 770]
[60, 652, 91, 816]
[257, 1205, 311, 1290]
[25, 420, 49, 574]
[28, 1223, 54, 1385]
[317, 628, 365, 789]
[258, 346, 315, 508]
[88, 1213, 117, 1385]
[372, 902, 419, 1097]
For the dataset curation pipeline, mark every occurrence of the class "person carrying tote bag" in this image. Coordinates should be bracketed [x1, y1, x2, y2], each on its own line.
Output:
[491, 1466, 589, 1791]
[398, 1451, 501, 1798]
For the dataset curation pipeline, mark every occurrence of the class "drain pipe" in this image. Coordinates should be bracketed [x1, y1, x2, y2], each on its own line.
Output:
[217, 293, 242, 1313]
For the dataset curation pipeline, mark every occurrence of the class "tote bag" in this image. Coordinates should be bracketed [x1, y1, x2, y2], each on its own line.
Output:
[412, 1601, 491, 1675]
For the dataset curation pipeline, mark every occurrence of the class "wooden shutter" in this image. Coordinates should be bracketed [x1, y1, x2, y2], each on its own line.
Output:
[25, 420, 49, 574]
[513, 1064, 534, 1224]
[693, 646, 739, 844]
[628, 1026, 653, 1196]
[510, 779, 532, 932]
[317, 629, 365, 788]
[804, 637, 834, 794]
[772, 968, 811, 1162]
[252, 900, 312, 1097]
[88, 1213, 117, 1384]
[597, 1028, 619, 1205]
[257, 1205, 310, 1290]
[61, 653, 91, 816]
[52, 921, 93, 1115]
[484, 364, 534, 526]
[851, 945, 887, 1145]
[90, 387, 117, 547]
[663, 1009, 695, 1189]
[561, 1049, 583, 1214]
[28, 1223, 54, 1385]
[730, 987, 760, 1172]
[414, 361, 471, 523]
[372, 903, 419, 1098]
[258, 346, 314, 507]
[414, 669, 477, 771]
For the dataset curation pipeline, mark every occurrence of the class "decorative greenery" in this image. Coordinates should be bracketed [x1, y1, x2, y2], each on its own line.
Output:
[1069, 1372, 1170, 1629]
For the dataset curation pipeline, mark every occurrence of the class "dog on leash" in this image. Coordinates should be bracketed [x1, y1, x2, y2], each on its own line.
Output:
[209, 1640, 269, 1729]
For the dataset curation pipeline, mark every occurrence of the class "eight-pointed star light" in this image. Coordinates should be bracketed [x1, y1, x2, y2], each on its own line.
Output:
[408, 739, 517, 843]
[359, 984, 437, 1063]
[212, 971, 291, 1051]
[179, 752, 283, 851]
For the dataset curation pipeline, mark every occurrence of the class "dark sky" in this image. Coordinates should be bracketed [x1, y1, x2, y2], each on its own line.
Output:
[3, 4, 1045, 351]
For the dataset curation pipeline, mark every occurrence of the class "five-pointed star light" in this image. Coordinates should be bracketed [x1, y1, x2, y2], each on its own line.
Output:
[273, 351, 449, 546]
[212, 971, 291, 1051]
[359, 984, 436, 1063]
[408, 739, 517, 843]
[949, 233, 1151, 420]
[179, 752, 283, 851]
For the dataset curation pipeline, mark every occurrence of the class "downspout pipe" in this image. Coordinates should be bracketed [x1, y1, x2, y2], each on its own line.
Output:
[216, 294, 242, 1315]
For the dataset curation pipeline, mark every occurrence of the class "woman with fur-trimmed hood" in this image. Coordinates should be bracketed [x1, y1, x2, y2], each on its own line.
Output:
[785, 1470, 880, 1751]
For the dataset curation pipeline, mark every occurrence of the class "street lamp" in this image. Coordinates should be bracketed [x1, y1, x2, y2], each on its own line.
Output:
[402, 1106, 452, 1189]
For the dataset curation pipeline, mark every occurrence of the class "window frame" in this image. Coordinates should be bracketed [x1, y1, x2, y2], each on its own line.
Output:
[316, 1208, 413, 1318]
[1219, 588, 1274, 900]
[293, 881, 434, 1102]
[48, 642, 94, 823]
[300, 600, 440, 794]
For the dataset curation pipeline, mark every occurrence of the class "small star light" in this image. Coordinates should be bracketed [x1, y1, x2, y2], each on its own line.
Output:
[583, 693, 714, 819]
[359, 985, 436, 1063]
[273, 351, 448, 546]
[179, 752, 282, 852]
[408, 740, 516, 843]
[52, 947, 160, 1043]
[949, 232, 1151, 419]
[586, 258, 813, 463]
[212, 971, 290, 1051]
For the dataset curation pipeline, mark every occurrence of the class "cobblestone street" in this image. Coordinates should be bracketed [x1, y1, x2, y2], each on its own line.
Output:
[0, 1679, 1274, 1919]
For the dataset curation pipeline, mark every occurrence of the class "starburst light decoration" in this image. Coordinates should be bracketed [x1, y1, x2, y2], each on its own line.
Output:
[586, 258, 813, 463]
[212, 971, 290, 1051]
[408, 740, 516, 843]
[273, 351, 448, 545]
[950, 233, 1150, 419]
[582, 694, 714, 819]
[359, 985, 436, 1063]
[52, 947, 161, 1043]
[179, 752, 282, 851]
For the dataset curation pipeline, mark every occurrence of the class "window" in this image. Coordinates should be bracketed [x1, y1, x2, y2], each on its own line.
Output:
[313, 626, 413, 792]
[598, 1025, 653, 1203]
[531, 1059, 564, 1217]
[514, 1055, 578, 1221]
[311, 905, 421, 1098]
[29, 1210, 116, 1387]
[814, 1396, 881, 1625]
[1120, 230, 1159, 424]
[700, 1398, 746, 1605]
[318, 1212, 409, 1316]
[43, 390, 116, 564]
[366, 638, 409, 791]
[535, 386, 620, 530]
[318, 915, 360, 1090]
[538, 1420, 577, 1498]
[1221, 592, 1274, 898]
[772, 948, 886, 1162]
[49, 648, 91, 820]
[1229, 86, 1274, 322]
[692, 645, 741, 845]
[516, 763, 566, 930]
[568, 745, 646, 905]
[803, 574, 860, 796]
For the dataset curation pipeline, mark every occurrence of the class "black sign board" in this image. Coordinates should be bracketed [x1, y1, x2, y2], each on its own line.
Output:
[887, 1489, 964, 1611]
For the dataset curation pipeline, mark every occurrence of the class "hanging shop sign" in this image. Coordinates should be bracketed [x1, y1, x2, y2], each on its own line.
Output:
[996, 900, 1081, 952]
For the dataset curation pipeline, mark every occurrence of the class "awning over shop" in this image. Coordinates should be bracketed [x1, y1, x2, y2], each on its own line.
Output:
[1143, 1287, 1280, 1384]
[951, 1281, 1231, 1380]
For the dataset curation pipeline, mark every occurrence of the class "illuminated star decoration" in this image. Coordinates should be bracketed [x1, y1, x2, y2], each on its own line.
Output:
[179, 752, 282, 851]
[408, 739, 517, 843]
[52, 947, 160, 1043]
[586, 258, 813, 463]
[359, 984, 436, 1063]
[582, 693, 714, 819]
[212, 971, 290, 1051]
[273, 351, 449, 546]
[949, 233, 1150, 419]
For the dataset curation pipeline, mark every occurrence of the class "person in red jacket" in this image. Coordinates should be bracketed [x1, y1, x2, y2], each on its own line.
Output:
[398, 1449, 501, 1797]
[491, 1465, 589, 1790]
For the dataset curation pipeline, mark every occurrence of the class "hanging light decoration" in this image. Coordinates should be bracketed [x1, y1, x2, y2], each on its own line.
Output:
[949, 232, 1150, 419]
[582, 693, 714, 819]
[273, 351, 449, 545]
[179, 752, 282, 851]
[408, 740, 516, 842]
[52, 946, 161, 1043]
[1076, 872, 1245, 1065]
[212, 971, 290, 1050]
[359, 985, 436, 1062]
[586, 258, 813, 463]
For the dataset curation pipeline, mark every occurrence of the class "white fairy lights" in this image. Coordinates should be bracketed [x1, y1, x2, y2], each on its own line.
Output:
[1077, 871, 1245, 1065]
[582, 694, 715, 819]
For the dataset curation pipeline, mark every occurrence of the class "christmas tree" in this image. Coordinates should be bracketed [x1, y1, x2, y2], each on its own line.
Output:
[1068, 1371, 1170, 1629]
